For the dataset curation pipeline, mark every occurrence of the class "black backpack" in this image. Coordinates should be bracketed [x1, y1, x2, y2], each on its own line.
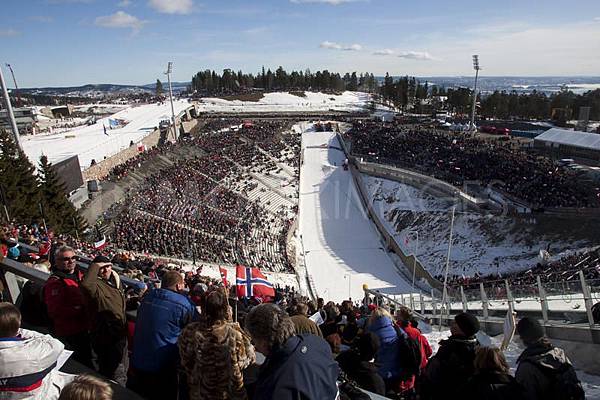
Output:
[528, 361, 585, 400]
[393, 325, 422, 380]
[592, 302, 600, 324]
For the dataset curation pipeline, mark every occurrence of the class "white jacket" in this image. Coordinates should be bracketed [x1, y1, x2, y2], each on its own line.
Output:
[0, 328, 72, 400]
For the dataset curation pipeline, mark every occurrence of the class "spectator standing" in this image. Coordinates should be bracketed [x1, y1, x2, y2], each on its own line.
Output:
[128, 271, 198, 400]
[245, 303, 339, 400]
[43, 246, 92, 368]
[515, 317, 584, 400]
[290, 303, 322, 337]
[0, 303, 73, 399]
[464, 346, 525, 400]
[421, 312, 480, 400]
[367, 307, 404, 390]
[337, 332, 386, 395]
[178, 288, 254, 400]
[80, 256, 127, 379]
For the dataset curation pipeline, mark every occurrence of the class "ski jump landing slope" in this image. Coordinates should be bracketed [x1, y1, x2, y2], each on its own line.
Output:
[298, 130, 413, 302]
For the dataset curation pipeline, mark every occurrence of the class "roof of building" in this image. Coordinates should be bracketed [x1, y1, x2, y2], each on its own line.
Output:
[534, 127, 600, 151]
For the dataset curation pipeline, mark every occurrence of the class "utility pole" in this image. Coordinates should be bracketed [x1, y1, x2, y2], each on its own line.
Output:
[470, 55, 481, 132]
[164, 62, 177, 141]
[0, 65, 21, 149]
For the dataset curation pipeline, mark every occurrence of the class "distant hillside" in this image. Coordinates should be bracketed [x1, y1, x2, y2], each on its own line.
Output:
[19, 82, 191, 98]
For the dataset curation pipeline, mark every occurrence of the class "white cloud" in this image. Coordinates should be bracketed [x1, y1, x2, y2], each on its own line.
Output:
[594, 17, 600, 22]
[0, 29, 20, 37]
[148, 0, 193, 14]
[30, 16, 54, 23]
[95, 11, 146, 33]
[373, 49, 395, 56]
[397, 51, 435, 60]
[320, 41, 362, 51]
[118, 0, 132, 7]
[291, 0, 359, 4]
[243, 27, 268, 35]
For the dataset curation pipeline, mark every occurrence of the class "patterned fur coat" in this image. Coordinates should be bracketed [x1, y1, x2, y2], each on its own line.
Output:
[179, 319, 255, 400]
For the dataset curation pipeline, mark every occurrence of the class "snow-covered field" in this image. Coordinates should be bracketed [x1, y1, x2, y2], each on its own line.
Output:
[364, 175, 596, 277]
[298, 129, 413, 302]
[23, 100, 191, 169]
[424, 329, 600, 398]
[198, 91, 373, 113]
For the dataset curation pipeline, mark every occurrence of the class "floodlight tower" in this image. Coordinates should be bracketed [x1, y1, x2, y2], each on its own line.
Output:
[164, 62, 177, 141]
[5, 64, 19, 107]
[0, 65, 21, 149]
[470, 55, 481, 132]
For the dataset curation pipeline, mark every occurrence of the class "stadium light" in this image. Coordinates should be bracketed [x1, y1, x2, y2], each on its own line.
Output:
[164, 62, 177, 141]
[0, 65, 21, 149]
[470, 55, 481, 132]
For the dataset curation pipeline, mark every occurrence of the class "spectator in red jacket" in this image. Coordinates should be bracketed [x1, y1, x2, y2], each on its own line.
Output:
[395, 310, 433, 397]
[43, 245, 92, 368]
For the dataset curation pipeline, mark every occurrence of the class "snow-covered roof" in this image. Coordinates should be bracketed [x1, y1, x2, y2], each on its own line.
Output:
[534, 128, 600, 151]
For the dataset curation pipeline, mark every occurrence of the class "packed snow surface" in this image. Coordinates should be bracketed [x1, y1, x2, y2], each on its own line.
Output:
[22, 100, 191, 169]
[198, 91, 372, 113]
[298, 130, 413, 302]
[364, 175, 595, 277]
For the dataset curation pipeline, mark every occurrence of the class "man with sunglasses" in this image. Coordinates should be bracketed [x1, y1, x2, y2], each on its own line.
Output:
[43, 245, 93, 368]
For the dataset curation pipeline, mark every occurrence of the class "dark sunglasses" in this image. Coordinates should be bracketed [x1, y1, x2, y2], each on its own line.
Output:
[60, 256, 77, 261]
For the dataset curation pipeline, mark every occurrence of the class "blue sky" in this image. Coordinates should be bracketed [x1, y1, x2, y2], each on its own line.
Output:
[1, 0, 599, 87]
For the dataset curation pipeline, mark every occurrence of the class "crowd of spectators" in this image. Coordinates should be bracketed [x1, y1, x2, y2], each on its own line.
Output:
[110, 119, 299, 273]
[442, 246, 600, 297]
[345, 120, 600, 208]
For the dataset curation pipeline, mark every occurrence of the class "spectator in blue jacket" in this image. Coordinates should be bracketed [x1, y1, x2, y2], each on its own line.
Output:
[367, 307, 406, 389]
[127, 270, 198, 400]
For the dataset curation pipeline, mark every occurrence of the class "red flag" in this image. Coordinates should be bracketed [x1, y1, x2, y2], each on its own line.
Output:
[93, 235, 107, 250]
[235, 265, 275, 299]
[219, 267, 228, 286]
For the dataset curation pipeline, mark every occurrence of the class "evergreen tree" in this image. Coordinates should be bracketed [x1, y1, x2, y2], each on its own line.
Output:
[38, 155, 85, 235]
[0, 129, 42, 224]
[155, 79, 163, 97]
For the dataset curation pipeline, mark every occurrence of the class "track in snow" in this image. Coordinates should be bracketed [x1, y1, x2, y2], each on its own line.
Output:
[298, 130, 413, 302]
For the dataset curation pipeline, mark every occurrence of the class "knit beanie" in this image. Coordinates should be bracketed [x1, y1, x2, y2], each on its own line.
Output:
[454, 312, 480, 337]
[516, 317, 544, 343]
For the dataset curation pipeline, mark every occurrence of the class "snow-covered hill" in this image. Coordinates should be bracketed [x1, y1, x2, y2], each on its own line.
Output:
[198, 91, 374, 113]
[364, 175, 597, 278]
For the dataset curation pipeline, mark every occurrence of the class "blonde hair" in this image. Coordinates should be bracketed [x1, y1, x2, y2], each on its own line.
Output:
[58, 374, 113, 400]
[474, 347, 510, 374]
[369, 306, 393, 325]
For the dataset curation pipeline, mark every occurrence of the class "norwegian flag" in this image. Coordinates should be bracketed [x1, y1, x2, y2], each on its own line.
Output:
[219, 267, 228, 287]
[235, 265, 275, 299]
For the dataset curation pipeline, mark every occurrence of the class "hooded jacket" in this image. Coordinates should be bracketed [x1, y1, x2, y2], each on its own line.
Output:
[421, 335, 478, 400]
[367, 316, 405, 380]
[0, 329, 73, 400]
[515, 341, 574, 400]
[254, 334, 339, 400]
